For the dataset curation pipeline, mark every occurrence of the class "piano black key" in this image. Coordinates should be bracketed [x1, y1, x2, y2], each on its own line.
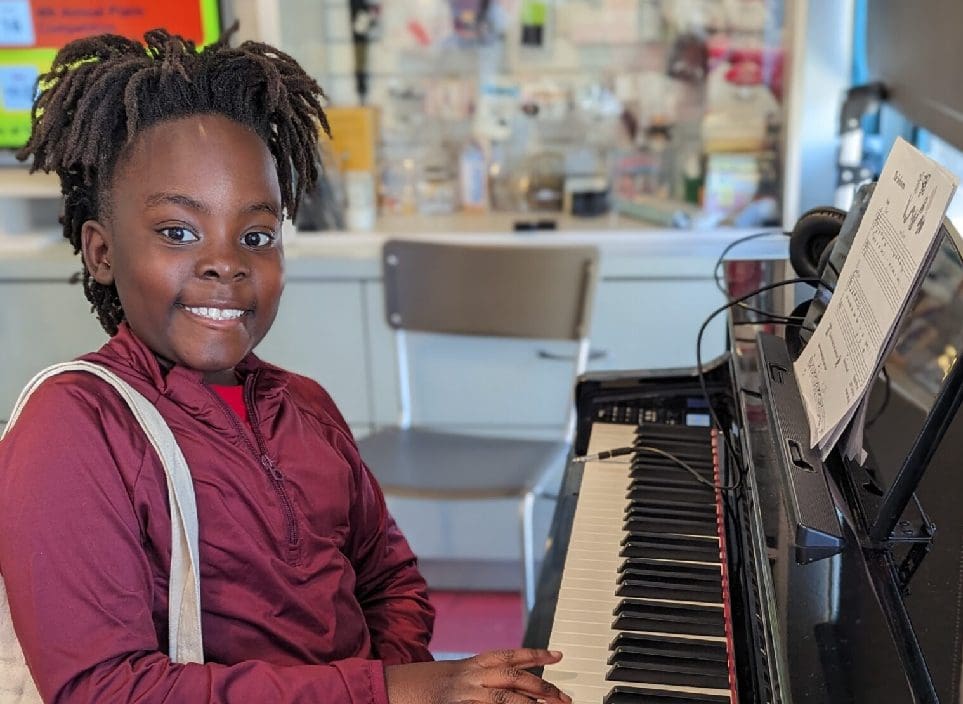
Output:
[632, 457, 714, 472]
[620, 533, 721, 561]
[606, 647, 730, 689]
[626, 496, 717, 512]
[611, 632, 729, 663]
[618, 567, 722, 586]
[604, 685, 730, 704]
[634, 472, 715, 487]
[633, 454, 715, 469]
[633, 443, 714, 462]
[633, 447, 713, 460]
[619, 530, 718, 548]
[628, 468, 716, 488]
[633, 432, 713, 448]
[630, 463, 714, 477]
[622, 497, 716, 522]
[634, 428, 711, 444]
[627, 496, 716, 513]
[625, 501, 717, 521]
[620, 543, 720, 562]
[624, 509, 717, 527]
[635, 425, 711, 442]
[612, 598, 726, 637]
[627, 482, 715, 500]
[616, 575, 723, 603]
[624, 515, 718, 536]
[632, 455, 715, 471]
[618, 557, 721, 580]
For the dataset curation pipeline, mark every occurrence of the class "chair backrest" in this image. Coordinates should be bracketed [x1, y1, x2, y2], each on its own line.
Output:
[383, 240, 597, 341]
[381, 239, 599, 432]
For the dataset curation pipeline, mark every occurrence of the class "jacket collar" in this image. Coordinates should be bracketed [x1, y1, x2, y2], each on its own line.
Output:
[85, 323, 288, 430]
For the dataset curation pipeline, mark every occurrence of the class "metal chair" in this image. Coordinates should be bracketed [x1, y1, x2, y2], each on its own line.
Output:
[358, 239, 598, 614]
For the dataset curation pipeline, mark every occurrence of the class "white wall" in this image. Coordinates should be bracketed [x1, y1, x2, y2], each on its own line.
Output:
[782, 0, 855, 224]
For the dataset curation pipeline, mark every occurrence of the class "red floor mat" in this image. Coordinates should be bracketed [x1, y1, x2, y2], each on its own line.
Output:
[428, 590, 523, 657]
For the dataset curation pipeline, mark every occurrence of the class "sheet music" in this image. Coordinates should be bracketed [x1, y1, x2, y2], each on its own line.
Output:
[794, 137, 958, 457]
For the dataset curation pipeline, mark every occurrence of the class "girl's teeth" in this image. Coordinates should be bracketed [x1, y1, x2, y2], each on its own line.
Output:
[186, 306, 244, 321]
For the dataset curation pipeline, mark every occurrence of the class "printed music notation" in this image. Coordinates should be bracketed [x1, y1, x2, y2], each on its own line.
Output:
[794, 137, 958, 460]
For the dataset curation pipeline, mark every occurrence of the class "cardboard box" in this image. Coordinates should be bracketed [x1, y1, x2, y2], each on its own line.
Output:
[323, 106, 378, 173]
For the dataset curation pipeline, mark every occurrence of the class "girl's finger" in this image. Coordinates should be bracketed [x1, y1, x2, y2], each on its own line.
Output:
[470, 689, 537, 704]
[480, 666, 571, 704]
[472, 648, 564, 670]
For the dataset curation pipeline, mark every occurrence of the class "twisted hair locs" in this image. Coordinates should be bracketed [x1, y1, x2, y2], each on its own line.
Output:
[17, 27, 331, 335]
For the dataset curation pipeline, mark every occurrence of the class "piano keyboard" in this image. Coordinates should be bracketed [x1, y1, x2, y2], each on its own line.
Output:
[542, 422, 738, 704]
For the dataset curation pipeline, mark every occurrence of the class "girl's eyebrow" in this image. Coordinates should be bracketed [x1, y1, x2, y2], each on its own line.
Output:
[145, 191, 210, 213]
[245, 201, 281, 218]
[144, 191, 280, 218]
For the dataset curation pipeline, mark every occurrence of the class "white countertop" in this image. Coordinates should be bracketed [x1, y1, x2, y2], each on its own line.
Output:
[295, 210, 786, 255]
[0, 213, 789, 281]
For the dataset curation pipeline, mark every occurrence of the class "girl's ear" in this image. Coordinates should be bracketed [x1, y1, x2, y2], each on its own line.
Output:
[81, 220, 114, 285]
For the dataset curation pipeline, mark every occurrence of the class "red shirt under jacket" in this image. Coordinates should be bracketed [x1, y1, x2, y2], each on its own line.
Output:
[0, 323, 434, 703]
[209, 382, 249, 425]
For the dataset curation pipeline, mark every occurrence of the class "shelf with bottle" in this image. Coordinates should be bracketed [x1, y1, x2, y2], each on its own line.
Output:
[300, 0, 788, 231]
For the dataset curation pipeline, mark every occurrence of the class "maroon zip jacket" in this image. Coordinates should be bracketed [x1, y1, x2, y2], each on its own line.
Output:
[0, 324, 434, 703]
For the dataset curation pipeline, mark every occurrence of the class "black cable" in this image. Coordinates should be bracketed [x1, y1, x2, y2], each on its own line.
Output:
[732, 301, 797, 320]
[713, 230, 840, 369]
[732, 307, 816, 329]
[578, 276, 826, 493]
[734, 318, 816, 334]
[573, 440, 739, 491]
[713, 230, 786, 296]
[717, 402, 746, 492]
[573, 447, 635, 462]
[698, 275, 825, 420]
[866, 366, 891, 428]
[731, 277, 833, 313]
[697, 276, 826, 490]
[728, 281, 834, 326]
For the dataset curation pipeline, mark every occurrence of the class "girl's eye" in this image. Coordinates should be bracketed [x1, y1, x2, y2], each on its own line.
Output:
[242, 231, 276, 248]
[158, 226, 198, 243]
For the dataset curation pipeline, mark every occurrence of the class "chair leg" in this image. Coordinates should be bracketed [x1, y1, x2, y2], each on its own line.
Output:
[520, 491, 537, 619]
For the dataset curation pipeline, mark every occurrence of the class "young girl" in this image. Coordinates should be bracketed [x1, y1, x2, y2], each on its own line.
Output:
[0, 29, 569, 704]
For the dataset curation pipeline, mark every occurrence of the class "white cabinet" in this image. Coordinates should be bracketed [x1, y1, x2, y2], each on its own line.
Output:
[254, 278, 371, 436]
[0, 277, 373, 438]
[589, 278, 729, 372]
[364, 281, 399, 428]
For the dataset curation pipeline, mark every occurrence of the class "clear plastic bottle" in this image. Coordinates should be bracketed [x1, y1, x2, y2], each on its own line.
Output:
[380, 142, 419, 215]
[416, 141, 458, 215]
[458, 138, 489, 212]
[487, 142, 518, 212]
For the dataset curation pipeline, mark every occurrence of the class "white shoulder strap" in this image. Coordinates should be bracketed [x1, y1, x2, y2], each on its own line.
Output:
[1, 361, 203, 665]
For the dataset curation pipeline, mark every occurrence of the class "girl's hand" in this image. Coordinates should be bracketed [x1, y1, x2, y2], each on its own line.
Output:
[385, 648, 571, 704]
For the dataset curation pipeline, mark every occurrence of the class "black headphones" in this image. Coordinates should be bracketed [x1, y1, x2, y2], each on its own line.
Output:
[785, 206, 847, 358]
[788, 206, 847, 279]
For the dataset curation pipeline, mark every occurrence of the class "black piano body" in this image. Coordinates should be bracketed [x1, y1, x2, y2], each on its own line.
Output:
[526, 254, 963, 703]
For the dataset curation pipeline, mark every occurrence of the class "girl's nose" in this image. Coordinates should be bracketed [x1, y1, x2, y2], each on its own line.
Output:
[196, 238, 249, 281]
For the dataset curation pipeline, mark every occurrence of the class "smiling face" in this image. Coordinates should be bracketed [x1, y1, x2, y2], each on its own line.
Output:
[81, 113, 285, 385]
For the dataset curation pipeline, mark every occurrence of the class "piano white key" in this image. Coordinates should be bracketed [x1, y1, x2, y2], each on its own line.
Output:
[544, 422, 732, 703]
[556, 587, 724, 610]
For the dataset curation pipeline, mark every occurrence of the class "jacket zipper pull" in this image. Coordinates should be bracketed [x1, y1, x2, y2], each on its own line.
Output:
[261, 454, 283, 482]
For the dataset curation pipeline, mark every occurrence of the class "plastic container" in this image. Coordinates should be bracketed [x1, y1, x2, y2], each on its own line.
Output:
[458, 139, 489, 212]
